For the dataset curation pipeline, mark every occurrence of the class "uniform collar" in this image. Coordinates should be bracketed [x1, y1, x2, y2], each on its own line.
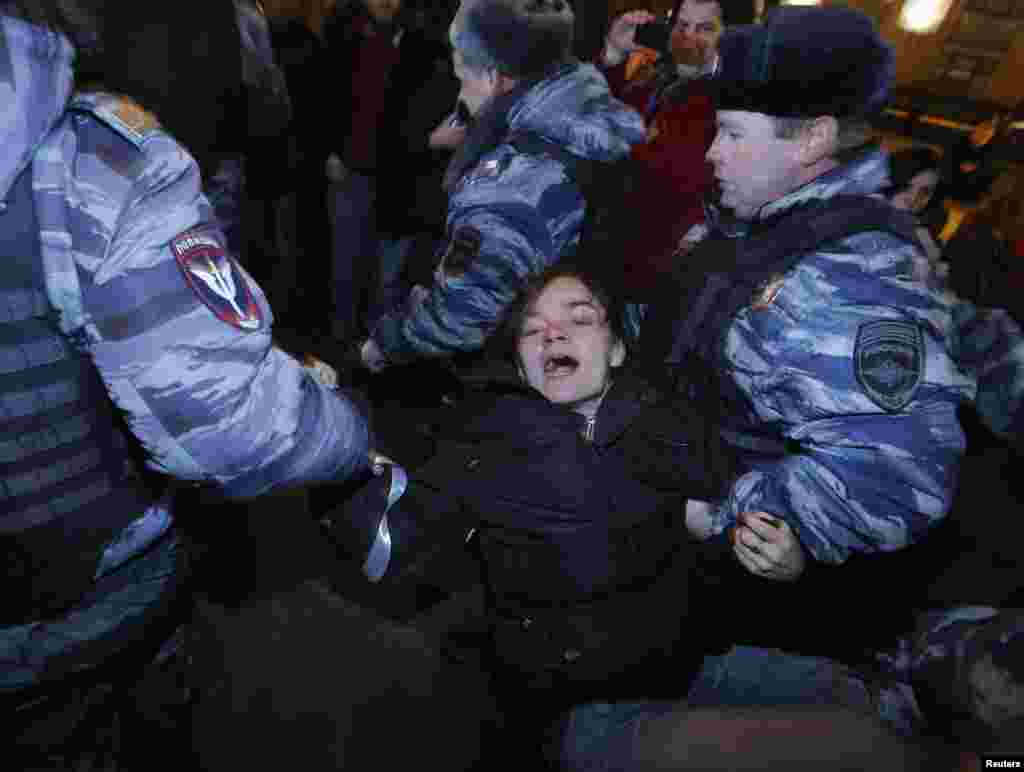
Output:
[754, 144, 890, 224]
[0, 15, 75, 203]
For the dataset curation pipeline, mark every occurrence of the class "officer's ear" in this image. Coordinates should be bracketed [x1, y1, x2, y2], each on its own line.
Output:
[797, 116, 839, 166]
[493, 69, 519, 97]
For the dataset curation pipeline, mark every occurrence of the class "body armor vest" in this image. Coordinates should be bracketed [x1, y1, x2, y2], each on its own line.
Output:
[1, 169, 153, 625]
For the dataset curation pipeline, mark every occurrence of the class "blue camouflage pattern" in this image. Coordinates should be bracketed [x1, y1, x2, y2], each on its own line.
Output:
[869, 607, 1024, 737]
[947, 302, 1024, 441]
[370, 62, 646, 362]
[3, 15, 369, 500]
[705, 148, 979, 563]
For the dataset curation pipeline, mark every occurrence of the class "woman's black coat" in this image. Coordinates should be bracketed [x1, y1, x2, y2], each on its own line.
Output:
[339, 372, 733, 707]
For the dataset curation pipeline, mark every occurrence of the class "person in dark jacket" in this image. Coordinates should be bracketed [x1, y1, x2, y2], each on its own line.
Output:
[323, 0, 457, 339]
[597, 0, 756, 299]
[333, 264, 734, 768]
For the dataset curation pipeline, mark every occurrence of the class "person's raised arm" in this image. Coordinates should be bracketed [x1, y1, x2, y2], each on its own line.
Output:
[78, 131, 371, 497]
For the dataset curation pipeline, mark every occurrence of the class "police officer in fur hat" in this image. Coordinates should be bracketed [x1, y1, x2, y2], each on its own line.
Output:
[640, 6, 1023, 659]
[357, 0, 645, 371]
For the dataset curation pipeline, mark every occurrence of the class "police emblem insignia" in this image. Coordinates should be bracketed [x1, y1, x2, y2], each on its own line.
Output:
[854, 320, 924, 412]
[751, 274, 785, 310]
[439, 225, 483, 278]
[171, 227, 262, 331]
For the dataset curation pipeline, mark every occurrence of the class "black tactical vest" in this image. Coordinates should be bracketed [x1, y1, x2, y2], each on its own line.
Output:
[1, 168, 153, 625]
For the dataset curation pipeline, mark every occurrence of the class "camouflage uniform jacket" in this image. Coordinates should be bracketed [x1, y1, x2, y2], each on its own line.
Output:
[701, 148, 984, 563]
[870, 607, 1024, 738]
[7, 18, 369, 499]
[370, 62, 646, 363]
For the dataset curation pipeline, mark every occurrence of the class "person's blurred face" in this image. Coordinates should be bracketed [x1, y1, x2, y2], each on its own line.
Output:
[890, 169, 939, 214]
[967, 654, 1024, 731]
[516, 277, 625, 414]
[671, 0, 723, 74]
[707, 111, 805, 220]
[365, 0, 401, 24]
[451, 46, 495, 116]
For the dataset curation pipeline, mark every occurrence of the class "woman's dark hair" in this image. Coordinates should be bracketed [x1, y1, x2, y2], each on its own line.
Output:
[886, 146, 942, 197]
[497, 263, 628, 357]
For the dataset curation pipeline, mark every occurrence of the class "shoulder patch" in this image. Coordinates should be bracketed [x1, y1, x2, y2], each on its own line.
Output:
[170, 226, 263, 331]
[439, 225, 483, 279]
[854, 320, 924, 412]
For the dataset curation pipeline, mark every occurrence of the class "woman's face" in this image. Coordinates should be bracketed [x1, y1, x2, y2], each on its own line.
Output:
[891, 169, 939, 214]
[516, 277, 625, 414]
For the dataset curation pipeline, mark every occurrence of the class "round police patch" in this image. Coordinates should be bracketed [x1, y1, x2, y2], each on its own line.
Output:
[171, 227, 262, 331]
[854, 320, 924, 412]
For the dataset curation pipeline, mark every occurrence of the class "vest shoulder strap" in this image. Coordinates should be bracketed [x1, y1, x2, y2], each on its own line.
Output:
[68, 92, 163, 148]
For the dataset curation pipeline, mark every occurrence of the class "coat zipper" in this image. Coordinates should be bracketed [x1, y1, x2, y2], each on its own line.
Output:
[583, 415, 596, 443]
[581, 383, 611, 444]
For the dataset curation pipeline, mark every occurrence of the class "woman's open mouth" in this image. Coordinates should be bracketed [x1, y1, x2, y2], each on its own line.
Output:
[544, 354, 579, 377]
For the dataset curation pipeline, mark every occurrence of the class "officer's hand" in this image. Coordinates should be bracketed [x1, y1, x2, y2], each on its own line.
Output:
[303, 353, 339, 389]
[604, 10, 659, 66]
[360, 338, 388, 373]
[731, 511, 806, 581]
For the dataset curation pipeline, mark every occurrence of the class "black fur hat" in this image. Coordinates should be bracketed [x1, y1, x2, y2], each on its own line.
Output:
[451, 0, 574, 80]
[711, 6, 894, 119]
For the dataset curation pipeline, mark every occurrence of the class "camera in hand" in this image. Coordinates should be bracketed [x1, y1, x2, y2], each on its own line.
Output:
[635, 20, 670, 51]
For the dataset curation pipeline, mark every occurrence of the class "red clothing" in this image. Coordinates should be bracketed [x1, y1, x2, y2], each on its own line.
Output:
[345, 20, 400, 171]
[602, 60, 716, 297]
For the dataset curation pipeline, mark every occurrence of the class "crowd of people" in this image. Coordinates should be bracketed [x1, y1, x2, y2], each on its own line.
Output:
[3, 0, 1023, 769]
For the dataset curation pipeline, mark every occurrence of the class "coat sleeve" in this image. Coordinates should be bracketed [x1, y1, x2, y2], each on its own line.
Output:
[597, 57, 653, 115]
[370, 181, 579, 362]
[335, 460, 479, 591]
[709, 293, 970, 565]
[946, 300, 1024, 444]
[76, 129, 371, 497]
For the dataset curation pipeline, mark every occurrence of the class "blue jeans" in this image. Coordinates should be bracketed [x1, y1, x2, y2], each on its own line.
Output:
[366, 235, 414, 331]
[687, 645, 854, 708]
[558, 700, 677, 772]
[558, 646, 863, 771]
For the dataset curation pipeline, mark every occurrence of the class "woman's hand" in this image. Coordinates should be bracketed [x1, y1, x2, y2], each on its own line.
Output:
[731, 511, 806, 581]
[429, 118, 468, 150]
[604, 10, 658, 66]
